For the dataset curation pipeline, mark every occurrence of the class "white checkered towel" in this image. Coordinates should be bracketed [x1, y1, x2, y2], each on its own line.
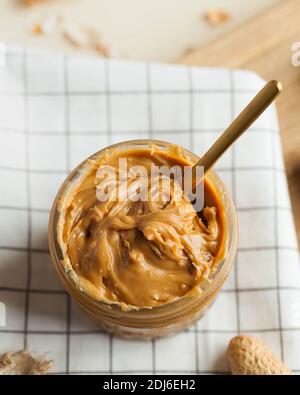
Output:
[0, 45, 299, 375]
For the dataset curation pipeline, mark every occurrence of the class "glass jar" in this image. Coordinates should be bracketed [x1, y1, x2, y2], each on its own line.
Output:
[48, 140, 238, 339]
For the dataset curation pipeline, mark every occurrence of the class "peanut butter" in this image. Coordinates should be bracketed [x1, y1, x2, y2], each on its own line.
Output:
[57, 144, 226, 310]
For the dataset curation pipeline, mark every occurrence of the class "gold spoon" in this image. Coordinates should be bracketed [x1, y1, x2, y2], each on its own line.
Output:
[188, 80, 282, 192]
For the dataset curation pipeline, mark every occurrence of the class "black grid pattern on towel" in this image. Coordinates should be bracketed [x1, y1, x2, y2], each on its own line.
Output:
[0, 46, 299, 374]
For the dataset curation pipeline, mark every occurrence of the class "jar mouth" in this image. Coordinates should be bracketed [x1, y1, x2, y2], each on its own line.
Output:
[48, 139, 238, 315]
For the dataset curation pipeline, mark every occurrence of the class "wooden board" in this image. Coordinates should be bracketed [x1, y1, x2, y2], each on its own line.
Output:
[179, 0, 300, 246]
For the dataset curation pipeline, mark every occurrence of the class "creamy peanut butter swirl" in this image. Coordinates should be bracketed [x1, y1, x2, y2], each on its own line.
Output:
[58, 145, 225, 309]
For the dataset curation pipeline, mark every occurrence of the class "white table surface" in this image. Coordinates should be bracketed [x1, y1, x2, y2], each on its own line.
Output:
[0, 0, 279, 62]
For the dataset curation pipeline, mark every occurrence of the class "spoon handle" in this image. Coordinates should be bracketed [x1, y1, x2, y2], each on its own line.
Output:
[192, 80, 282, 184]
